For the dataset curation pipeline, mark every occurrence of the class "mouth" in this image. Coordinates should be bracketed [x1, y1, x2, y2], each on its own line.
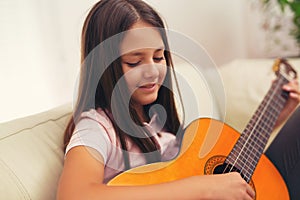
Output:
[139, 83, 156, 89]
[137, 83, 157, 92]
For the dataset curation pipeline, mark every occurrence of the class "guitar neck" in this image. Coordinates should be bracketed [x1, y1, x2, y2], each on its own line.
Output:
[225, 73, 289, 182]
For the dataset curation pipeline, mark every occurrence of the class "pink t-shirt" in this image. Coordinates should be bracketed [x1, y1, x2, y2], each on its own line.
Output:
[66, 108, 180, 183]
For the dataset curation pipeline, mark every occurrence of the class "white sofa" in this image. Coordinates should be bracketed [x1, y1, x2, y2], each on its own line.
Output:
[1, 59, 299, 200]
[0, 104, 72, 200]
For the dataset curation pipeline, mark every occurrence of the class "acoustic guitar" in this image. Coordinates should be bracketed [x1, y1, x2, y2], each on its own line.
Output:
[108, 58, 297, 199]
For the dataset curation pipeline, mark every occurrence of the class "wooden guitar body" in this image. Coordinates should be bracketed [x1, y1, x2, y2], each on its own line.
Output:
[108, 118, 289, 199]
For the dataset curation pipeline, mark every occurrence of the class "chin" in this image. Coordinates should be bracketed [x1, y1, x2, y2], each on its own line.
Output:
[141, 99, 157, 106]
[141, 95, 158, 106]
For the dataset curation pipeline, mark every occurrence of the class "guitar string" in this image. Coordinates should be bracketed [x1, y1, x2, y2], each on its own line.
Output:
[237, 66, 296, 179]
[222, 75, 286, 178]
[239, 93, 282, 175]
[238, 76, 288, 179]
[221, 79, 281, 175]
[234, 77, 284, 179]
[235, 76, 286, 180]
[239, 106, 280, 179]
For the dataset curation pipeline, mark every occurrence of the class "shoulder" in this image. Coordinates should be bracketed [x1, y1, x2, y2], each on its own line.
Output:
[78, 108, 113, 129]
[66, 108, 117, 163]
[74, 108, 118, 143]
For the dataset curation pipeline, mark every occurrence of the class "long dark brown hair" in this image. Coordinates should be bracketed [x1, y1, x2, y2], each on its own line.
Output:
[64, 0, 183, 169]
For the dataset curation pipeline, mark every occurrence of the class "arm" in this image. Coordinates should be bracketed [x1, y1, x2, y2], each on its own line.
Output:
[57, 146, 255, 200]
[275, 79, 300, 128]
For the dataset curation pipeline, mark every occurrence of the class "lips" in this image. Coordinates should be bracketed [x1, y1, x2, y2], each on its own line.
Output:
[137, 83, 157, 92]
[139, 83, 156, 88]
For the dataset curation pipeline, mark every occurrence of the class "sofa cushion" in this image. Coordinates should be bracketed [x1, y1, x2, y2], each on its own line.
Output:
[0, 104, 72, 200]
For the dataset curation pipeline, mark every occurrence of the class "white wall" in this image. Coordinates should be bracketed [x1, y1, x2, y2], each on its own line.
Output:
[146, 0, 248, 65]
[0, 0, 297, 122]
[0, 0, 98, 122]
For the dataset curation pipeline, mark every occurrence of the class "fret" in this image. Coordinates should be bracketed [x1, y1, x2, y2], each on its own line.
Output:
[227, 155, 257, 170]
[243, 127, 269, 141]
[227, 146, 261, 166]
[239, 130, 268, 147]
[224, 67, 292, 182]
[237, 140, 263, 155]
[247, 124, 270, 138]
[247, 137, 265, 152]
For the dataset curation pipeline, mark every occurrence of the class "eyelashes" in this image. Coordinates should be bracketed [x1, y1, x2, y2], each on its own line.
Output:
[125, 57, 165, 67]
[153, 57, 165, 62]
[125, 61, 141, 67]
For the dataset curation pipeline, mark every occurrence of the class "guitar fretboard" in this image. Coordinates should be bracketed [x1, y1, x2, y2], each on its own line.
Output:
[225, 73, 289, 183]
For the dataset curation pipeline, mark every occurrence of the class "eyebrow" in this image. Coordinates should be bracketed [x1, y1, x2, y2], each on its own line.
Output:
[124, 47, 165, 57]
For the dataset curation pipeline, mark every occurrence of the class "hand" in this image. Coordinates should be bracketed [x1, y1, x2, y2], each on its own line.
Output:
[199, 172, 255, 200]
[282, 79, 300, 108]
[275, 79, 300, 127]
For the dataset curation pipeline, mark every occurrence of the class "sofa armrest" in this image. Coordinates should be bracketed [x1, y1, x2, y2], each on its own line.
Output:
[0, 104, 72, 200]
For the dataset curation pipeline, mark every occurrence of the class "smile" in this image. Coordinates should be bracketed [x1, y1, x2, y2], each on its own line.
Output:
[138, 83, 157, 92]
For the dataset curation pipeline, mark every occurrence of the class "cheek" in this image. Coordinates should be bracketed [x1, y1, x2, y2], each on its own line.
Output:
[123, 72, 135, 87]
[159, 66, 167, 83]
[123, 68, 141, 91]
[122, 66, 133, 90]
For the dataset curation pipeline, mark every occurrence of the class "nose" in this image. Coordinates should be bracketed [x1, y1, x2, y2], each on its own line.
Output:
[142, 61, 159, 79]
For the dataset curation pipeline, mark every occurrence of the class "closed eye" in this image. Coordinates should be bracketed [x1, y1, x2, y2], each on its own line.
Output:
[153, 57, 164, 62]
[125, 61, 141, 67]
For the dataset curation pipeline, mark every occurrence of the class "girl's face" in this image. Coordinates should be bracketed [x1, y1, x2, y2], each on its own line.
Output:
[120, 21, 167, 108]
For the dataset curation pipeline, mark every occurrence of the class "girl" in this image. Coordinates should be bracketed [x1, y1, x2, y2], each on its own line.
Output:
[57, 0, 299, 199]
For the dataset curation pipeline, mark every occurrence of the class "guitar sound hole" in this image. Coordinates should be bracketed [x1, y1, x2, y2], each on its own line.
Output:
[213, 163, 247, 182]
[205, 156, 256, 199]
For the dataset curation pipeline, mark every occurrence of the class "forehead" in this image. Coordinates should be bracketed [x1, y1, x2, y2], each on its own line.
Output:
[120, 22, 165, 55]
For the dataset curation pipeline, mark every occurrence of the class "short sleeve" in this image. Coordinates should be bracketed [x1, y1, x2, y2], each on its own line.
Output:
[65, 117, 112, 164]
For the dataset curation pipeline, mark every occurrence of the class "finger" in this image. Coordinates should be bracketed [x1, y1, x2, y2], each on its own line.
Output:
[290, 92, 300, 101]
[292, 79, 299, 85]
[283, 86, 300, 98]
[283, 84, 298, 92]
[246, 185, 256, 200]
